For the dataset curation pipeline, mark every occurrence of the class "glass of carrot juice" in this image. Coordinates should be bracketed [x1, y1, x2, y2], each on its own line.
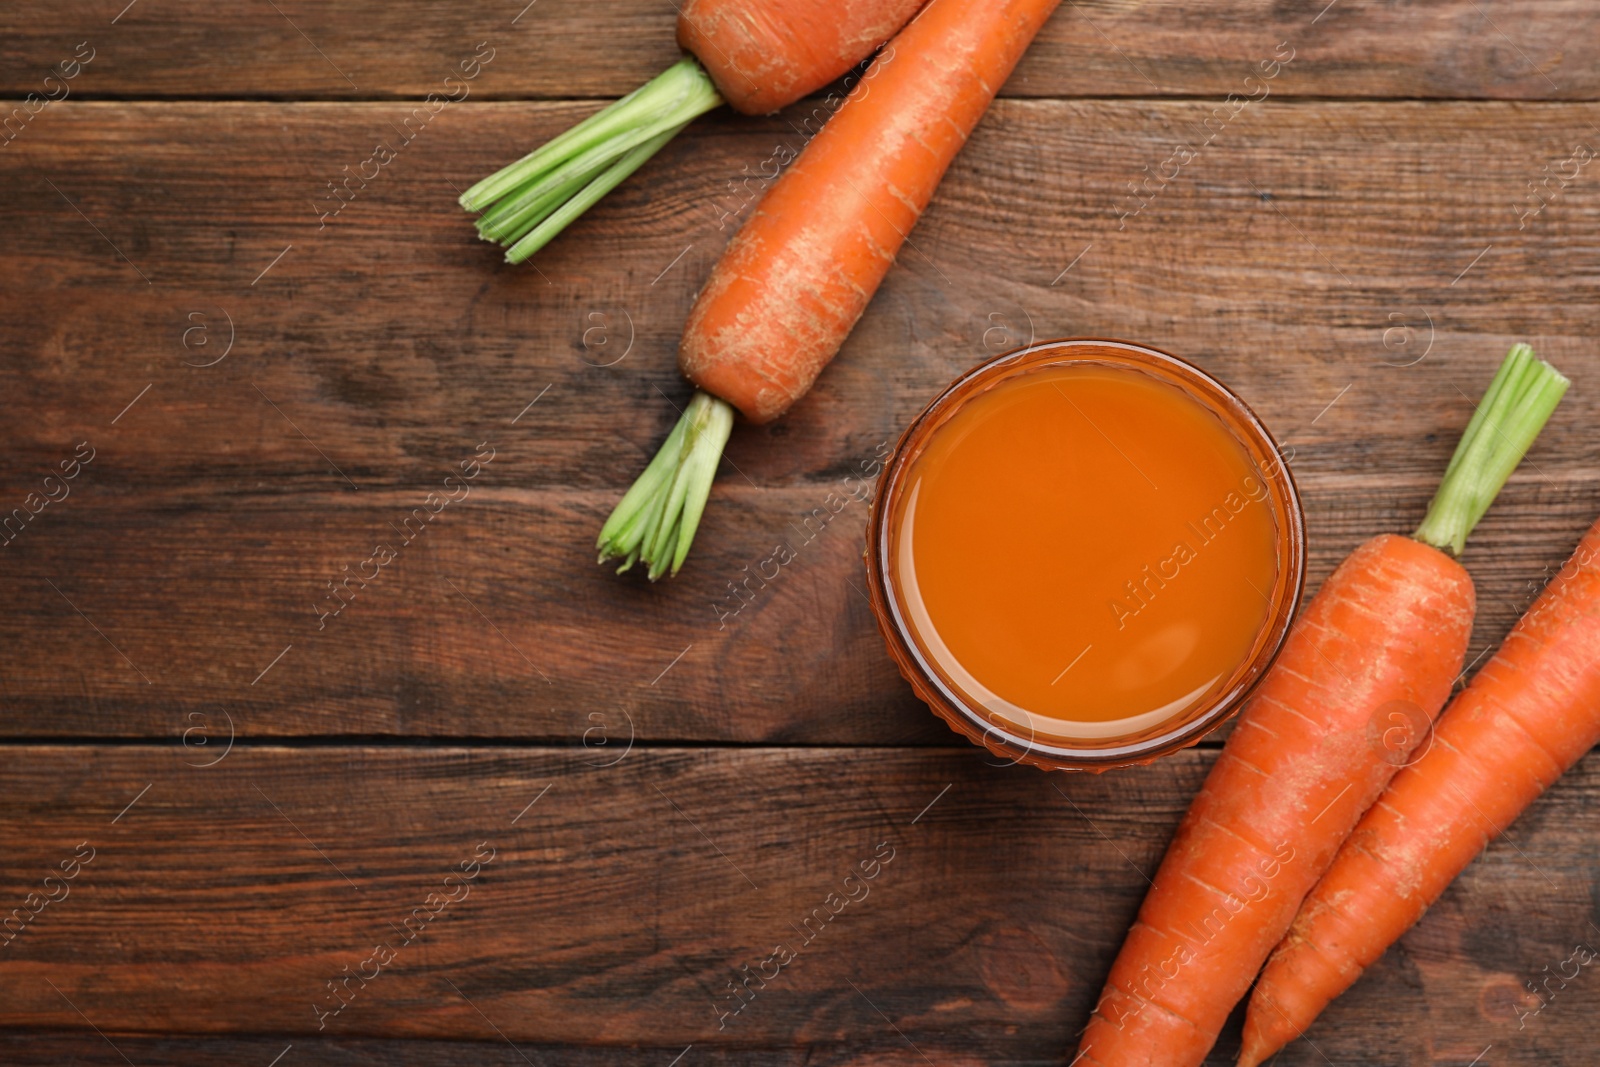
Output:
[865, 338, 1305, 771]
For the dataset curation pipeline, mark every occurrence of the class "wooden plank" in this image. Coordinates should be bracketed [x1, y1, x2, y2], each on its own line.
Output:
[1, 99, 1597, 738]
[0, 745, 1598, 1066]
[0, 480, 1588, 741]
[0, 0, 1595, 101]
[0, 1036, 934, 1067]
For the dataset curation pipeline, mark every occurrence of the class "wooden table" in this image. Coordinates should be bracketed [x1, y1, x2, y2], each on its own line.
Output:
[2, 2, 1598, 1063]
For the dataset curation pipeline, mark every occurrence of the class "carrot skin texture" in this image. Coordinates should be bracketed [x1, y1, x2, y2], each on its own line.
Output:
[1077, 534, 1474, 1067]
[1240, 519, 1600, 1067]
[678, 0, 930, 115]
[679, 0, 1061, 424]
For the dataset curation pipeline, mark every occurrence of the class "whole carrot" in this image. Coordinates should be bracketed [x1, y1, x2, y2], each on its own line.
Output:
[597, 0, 1062, 578]
[1076, 345, 1568, 1067]
[1241, 510, 1600, 1067]
[679, 0, 1058, 424]
[461, 0, 930, 262]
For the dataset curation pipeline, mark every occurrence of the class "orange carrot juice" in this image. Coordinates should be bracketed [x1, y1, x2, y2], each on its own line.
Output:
[867, 340, 1303, 769]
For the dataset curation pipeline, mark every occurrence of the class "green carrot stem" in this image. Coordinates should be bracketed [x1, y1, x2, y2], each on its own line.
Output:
[461, 57, 722, 262]
[1414, 343, 1569, 555]
[598, 390, 735, 580]
[460, 87, 661, 212]
[478, 165, 597, 245]
[504, 123, 687, 263]
[476, 103, 692, 243]
[461, 59, 704, 210]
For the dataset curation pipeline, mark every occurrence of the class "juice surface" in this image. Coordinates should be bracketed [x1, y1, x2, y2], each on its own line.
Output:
[890, 360, 1280, 741]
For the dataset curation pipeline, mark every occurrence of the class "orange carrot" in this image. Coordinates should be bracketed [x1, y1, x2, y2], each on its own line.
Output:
[680, 0, 1059, 424]
[1241, 511, 1600, 1067]
[679, 0, 930, 115]
[598, 0, 1061, 579]
[1076, 345, 1567, 1067]
[461, 0, 930, 262]
[1078, 536, 1472, 1066]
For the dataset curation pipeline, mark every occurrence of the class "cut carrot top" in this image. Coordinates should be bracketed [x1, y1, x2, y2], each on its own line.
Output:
[1414, 343, 1569, 555]
[596, 390, 734, 580]
[461, 59, 722, 263]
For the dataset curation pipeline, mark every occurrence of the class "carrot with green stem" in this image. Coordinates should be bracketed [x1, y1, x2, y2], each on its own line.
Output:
[460, 0, 930, 263]
[598, 0, 1063, 579]
[1076, 344, 1568, 1067]
[1241, 462, 1600, 1067]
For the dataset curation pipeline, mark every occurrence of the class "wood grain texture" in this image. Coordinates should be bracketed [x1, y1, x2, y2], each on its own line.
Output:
[6, 4, 1600, 1064]
[2, 745, 1598, 1066]
[1, 99, 1598, 738]
[0, 0, 1596, 100]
